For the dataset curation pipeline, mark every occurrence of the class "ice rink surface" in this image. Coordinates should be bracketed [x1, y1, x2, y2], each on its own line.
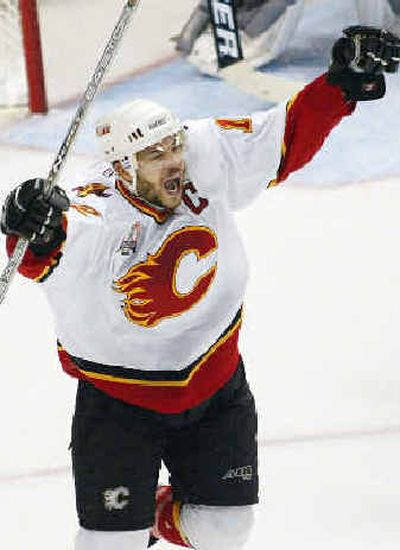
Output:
[1, 0, 400, 548]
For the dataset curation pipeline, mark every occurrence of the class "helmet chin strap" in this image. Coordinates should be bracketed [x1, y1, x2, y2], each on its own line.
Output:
[118, 154, 138, 195]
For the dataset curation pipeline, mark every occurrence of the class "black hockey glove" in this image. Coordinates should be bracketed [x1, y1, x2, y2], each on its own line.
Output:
[0, 178, 70, 256]
[327, 26, 400, 101]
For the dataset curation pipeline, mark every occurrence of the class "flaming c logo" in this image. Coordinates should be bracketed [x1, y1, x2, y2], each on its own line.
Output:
[114, 226, 218, 328]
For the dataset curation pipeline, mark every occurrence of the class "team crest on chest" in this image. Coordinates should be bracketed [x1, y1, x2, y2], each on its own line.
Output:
[114, 226, 218, 327]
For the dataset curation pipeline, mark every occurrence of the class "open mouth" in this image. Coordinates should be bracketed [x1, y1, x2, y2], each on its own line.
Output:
[163, 176, 182, 196]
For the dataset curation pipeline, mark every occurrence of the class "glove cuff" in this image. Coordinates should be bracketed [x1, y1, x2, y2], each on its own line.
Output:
[327, 67, 386, 101]
[29, 224, 66, 256]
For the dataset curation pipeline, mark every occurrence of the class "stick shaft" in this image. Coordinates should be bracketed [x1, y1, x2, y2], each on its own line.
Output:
[46, 0, 140, 193]
[0, 0, 141, 305]
[208, 0, 243, 69]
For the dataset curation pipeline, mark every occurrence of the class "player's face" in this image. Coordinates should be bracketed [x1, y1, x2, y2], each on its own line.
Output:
[136, 134, 185, 210]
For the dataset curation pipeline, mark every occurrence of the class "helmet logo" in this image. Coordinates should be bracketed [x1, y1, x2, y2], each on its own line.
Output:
[128, 128, 145, 142]
[149, 116, 167, 130]
[96, 124, 111, 137]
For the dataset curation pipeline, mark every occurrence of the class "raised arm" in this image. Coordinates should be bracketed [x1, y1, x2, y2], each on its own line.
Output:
[271, 26, 400, 185]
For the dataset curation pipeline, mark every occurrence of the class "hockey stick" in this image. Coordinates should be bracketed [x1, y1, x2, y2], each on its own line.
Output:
[0, 0, 141, 305]
[221, 61, 306, 103]
[207, 0, 243, 69]
[209, 0, 305, 102]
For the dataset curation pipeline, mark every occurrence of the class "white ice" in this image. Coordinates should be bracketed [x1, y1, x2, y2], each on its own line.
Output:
[1, 0, 400, 548]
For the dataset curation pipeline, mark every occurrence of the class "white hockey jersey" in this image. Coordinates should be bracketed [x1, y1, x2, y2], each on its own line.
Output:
[8, 74, 355, 413]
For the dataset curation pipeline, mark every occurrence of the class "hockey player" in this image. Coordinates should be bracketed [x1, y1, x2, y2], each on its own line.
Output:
[1, 27, 399, 550]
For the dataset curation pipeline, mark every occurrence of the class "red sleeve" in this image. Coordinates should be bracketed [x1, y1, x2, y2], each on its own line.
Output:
[269, 73, 356, 186]
[6, 216, 67, 283]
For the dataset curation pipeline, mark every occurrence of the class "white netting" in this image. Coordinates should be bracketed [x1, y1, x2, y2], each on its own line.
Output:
[0, 0, 27, 107]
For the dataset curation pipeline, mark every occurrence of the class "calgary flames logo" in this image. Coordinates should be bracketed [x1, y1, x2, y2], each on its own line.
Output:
[114, 226, 218, 328]
[73, 183, 111, 198]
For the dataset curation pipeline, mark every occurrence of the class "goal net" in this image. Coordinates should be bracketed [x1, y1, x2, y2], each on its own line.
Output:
[0, 0, 47, 113]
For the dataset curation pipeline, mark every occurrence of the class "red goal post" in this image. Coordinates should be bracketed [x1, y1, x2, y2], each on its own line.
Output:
[0, 0, 47, 113]
[19, 0, 47, 113]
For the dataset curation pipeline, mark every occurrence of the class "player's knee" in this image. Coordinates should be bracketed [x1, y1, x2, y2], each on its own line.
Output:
[180, 504, 256, 550]
[74, 527, 149, 550]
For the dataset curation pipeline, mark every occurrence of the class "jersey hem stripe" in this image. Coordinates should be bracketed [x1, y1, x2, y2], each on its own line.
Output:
[61, 308, 242, 387]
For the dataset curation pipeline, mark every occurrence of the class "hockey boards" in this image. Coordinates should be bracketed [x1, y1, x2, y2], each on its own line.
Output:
[208, 0, 305, 103]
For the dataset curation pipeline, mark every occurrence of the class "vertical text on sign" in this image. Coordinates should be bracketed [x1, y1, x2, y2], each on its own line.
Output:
[208, 0, 243, 68]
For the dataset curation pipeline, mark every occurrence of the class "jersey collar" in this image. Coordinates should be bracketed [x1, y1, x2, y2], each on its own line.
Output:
[116, 179, 170, 224]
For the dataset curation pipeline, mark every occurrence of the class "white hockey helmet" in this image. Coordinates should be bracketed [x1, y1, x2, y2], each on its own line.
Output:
[96, 99, 183, 194]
